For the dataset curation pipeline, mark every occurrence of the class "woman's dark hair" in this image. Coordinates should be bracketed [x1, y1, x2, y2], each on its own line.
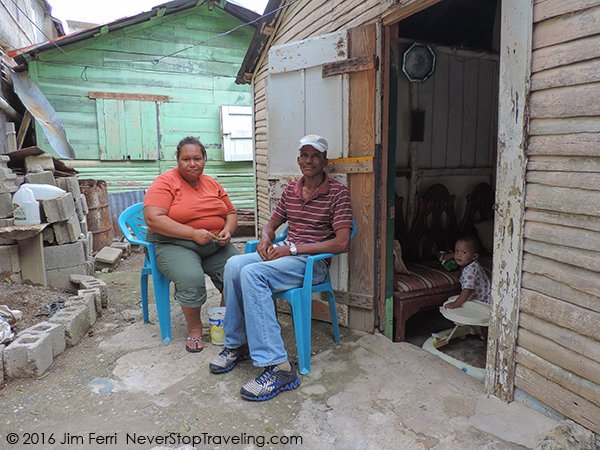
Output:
[176, 136, 207, 160]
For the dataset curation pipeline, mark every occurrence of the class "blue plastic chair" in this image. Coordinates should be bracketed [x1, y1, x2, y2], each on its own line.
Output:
[118, 202, 172, 342]
[245, 220, 356, 375]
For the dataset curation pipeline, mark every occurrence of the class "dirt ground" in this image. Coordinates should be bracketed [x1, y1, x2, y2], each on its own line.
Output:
[0, 241, 150, 335]
[0, 278, 71, 332]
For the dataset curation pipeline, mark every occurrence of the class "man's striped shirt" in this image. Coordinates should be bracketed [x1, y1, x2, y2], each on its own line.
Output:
[271, 175, 353, 245]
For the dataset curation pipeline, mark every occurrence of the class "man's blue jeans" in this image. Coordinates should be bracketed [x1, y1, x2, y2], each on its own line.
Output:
[223, 252, 329, 367]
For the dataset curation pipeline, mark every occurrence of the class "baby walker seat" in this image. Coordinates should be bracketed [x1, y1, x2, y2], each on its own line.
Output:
[422, 299, 490, 381]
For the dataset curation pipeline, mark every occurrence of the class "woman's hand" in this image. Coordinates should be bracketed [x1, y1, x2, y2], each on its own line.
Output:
[214, 229, 232, 246]
[191, 229, 215, 245]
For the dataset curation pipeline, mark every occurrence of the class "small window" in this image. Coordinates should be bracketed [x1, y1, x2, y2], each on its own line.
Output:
[92, 92, 164, 160]
[221, 105, 253, 161]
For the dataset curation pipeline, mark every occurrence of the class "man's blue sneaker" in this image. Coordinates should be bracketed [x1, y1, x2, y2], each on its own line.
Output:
[209, 345, 249, 374]
[240, 362, 300, 401]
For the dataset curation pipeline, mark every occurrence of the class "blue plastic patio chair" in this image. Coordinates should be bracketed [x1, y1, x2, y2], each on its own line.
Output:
[245, 220, 356, 375]
[118, 202, 172, 342]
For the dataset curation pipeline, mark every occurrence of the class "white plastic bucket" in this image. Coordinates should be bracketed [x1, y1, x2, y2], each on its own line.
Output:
[12, 185, 41, 225]
[208, 307, 226, 345]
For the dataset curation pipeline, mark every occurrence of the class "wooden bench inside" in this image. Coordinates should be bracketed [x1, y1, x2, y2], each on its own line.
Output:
[393, 183, 494, 342]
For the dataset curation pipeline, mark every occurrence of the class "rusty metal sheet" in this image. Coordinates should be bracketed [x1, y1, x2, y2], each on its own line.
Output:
[7, 68, 75, 159]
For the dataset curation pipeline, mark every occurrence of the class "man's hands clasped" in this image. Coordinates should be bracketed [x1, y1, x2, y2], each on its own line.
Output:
[257, 238, 292, 261]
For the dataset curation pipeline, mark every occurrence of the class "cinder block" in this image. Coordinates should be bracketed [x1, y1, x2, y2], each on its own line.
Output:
[41, 193, 75, 223]
[0, 192, 12, 218]
[24, 155, 55, 173]
[85, 260, 95, 276]
[45, 264, 87, 290]
[0, 176, 18, 195]
[0, 217, 14, 227]
[0, 245, 20, 274]
[68, 293, 97, 325]
[22, 322, 66, 357]
[53, 215, 81, 245]
[95, 246, 122, 265]
[25, 171, 56, 186]
[44, 241, 85, 270]
[110, 241, 131, 256]
[75, 195, 86, 221]
[48, 304, 91, 346]
[70, 274, 96, 284]
[55, 177, 80, 197]
[79, 278, 108, 308]
[42, 226, 55, 244]
[4, 333, 54, 378]
[79, 216, 88, 234]
[77, 288, 102, 314]
[81, 195, 88, 214]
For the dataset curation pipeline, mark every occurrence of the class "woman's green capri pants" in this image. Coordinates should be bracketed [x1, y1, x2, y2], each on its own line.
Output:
[149, 234, 240, 308]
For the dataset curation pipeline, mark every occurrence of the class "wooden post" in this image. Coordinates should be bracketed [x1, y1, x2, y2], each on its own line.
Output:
[18, 233, 47, 286]
[484, 0, 533, 401]
[16, 111, 32, 150]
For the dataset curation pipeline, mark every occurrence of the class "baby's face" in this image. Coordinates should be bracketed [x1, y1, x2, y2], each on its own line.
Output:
[454, 241, 478, 267]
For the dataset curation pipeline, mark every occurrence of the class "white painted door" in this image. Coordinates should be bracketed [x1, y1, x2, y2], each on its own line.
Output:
[221, 105, 253, 161]
[267, 30, 350, 176]
[267, 30, 353, 303]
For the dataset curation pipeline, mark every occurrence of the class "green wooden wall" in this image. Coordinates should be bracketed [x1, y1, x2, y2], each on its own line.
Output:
[28, 5, 255, 208]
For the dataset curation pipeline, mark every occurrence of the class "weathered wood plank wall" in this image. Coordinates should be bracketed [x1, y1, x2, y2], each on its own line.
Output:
[28, 6, 255, 207]
[406, 45, 498, 170]
[519, 0, 600, 433]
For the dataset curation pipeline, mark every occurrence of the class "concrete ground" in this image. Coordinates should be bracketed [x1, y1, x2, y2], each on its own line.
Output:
[0, 252, 571, 449]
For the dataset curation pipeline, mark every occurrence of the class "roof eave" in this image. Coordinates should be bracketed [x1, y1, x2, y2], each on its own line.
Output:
[11, 0, 259, 64]
[236, 0, 284, 85]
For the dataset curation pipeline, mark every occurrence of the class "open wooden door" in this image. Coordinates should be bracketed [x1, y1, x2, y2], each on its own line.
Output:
[346, 23, 380, 332]
[266, 23, 382, 332]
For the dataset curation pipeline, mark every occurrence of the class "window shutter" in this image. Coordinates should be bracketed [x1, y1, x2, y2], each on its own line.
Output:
[95, 98, 159, 160]
[221, 105, 253, 161]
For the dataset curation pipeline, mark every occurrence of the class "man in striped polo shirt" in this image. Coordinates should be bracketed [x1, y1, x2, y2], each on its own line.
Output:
[210, 134, 353, 401]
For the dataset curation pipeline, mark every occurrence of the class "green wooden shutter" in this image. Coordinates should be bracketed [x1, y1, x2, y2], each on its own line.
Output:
[96, 99, 159, 160]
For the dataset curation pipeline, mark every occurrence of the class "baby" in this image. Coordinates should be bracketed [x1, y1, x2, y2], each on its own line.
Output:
[442, 236, 491, 309]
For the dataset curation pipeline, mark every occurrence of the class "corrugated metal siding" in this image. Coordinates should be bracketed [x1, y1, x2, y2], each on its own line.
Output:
[516, 1, 600, 434]
[29, 4, 255, 209]
[71, 160, 253, 208]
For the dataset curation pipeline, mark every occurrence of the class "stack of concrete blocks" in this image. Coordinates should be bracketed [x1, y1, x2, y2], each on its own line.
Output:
[20, 154, 95, 289]
[0, 155, 21, 280]
[2, 287, 104, 380]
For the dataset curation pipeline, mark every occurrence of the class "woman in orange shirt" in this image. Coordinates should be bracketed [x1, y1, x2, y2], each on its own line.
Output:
[144, 136, 239, 352]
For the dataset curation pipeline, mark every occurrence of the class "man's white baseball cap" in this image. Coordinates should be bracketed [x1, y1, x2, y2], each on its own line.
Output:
[298, 134, 328, 153]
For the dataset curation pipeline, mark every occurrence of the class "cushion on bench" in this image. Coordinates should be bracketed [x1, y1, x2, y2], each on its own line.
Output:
[394, 256, 492, 298]
[395, 261, 460, 297]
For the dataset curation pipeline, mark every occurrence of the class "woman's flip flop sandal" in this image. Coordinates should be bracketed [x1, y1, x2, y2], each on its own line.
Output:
[186, 336, 204, 353]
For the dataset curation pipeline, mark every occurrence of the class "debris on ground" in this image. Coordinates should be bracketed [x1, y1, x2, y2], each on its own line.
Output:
[34, 296, 67, 317]
[0, 279, 71, 332]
